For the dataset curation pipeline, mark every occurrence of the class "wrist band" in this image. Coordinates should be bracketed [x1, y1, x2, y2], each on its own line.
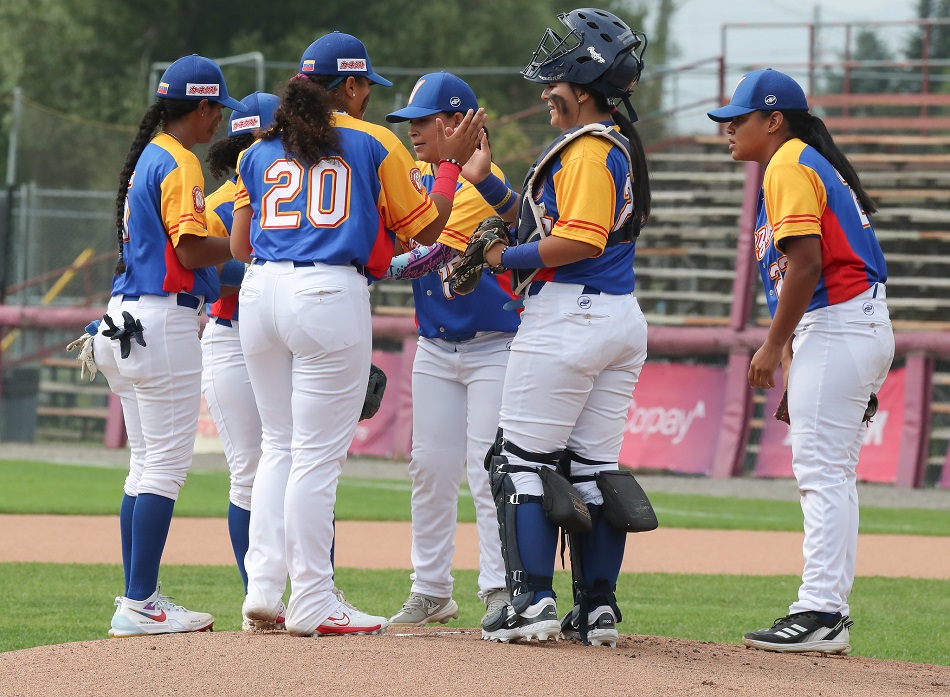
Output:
[430, 161, 462, 203]
[473, 173, 516, 215]
[439, 158, 461, 167]
[500, 242, 545, 270]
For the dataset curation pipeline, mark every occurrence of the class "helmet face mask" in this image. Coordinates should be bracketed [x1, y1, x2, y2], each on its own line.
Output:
[522, 8, 647, 99]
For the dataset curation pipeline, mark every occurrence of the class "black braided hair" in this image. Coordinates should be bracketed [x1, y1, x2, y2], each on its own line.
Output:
[206, 133, 256, 180]
[112, 98, 200, 274]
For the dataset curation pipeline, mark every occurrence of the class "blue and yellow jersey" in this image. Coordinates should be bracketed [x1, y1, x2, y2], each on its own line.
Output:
[206, 177, 239, 322]
[529, 127, 637, 294]
[756, 138, 888, 316]
[234, 112, 438, 282]
[412, 161, 519, 341]
[111, 132, 222, 301]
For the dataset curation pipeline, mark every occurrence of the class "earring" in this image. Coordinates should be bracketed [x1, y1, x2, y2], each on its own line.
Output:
[350, 91, 356, 97]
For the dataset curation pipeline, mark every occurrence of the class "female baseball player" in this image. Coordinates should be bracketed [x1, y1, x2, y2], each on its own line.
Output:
[203, 92, 362, 630]
[708, 69, 894, 655]
[229, 32, 485, 638]
[474, 8, 652, 647]
[383, 72, 517, 628]
[94, 54, 246, 637]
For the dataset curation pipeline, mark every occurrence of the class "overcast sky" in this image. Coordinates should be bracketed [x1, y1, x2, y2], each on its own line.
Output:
[664, 0, 920, 132]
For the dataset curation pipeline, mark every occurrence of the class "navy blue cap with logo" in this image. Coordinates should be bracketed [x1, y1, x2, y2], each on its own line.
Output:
[385, 72, 479, 123]
[156, 54, 247, 112]
[298, 31, 392, 87]
[228, 92, 279, 137]
[707, 68, 809, 123]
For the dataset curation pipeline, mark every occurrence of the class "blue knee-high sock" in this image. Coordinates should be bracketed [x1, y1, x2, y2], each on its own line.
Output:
[515, 502, 559, 603]
[119, 494, 136, 596]
[580, 504, 626, 609]
[126, 493, 176, 601]
[227, 503, 251, 593]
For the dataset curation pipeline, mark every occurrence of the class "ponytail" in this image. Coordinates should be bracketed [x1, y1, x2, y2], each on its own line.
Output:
[267, 75, 340, 165]
[206, 133, 256, 180]
[113, 98, 201, 274]
[587, 89, 651, 227]
[782, 111, 877, 214]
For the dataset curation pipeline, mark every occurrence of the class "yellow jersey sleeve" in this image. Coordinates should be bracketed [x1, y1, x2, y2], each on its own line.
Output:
[550, 136, 616, 253]
[162, 156, 209, 246]
[765, 153, 825, 251]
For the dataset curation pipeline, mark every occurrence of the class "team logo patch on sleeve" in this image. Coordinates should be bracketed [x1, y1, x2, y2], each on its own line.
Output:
[157, 82, 169, 95]
[410, 167, 424, 193]
[192, 186, 206, 214]
[186, 83, 221, 97]
[338, 58, 367, 72]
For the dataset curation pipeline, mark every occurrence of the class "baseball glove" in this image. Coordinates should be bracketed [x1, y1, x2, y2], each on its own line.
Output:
[774, 389, 790, 425]
[446, 216, 509, 296]
[360, 363, 387, 421]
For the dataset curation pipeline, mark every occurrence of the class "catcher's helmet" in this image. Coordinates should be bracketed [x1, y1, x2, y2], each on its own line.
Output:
[522, 8, 647, 98]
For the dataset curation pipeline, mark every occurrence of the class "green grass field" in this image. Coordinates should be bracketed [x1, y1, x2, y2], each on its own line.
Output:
[1, 459, 948, 665]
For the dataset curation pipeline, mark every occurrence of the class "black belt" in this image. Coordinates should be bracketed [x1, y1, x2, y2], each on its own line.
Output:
[527, 281, 602, 297]
[252, 259, 366, 276]
[122, 293, 202, 310]
[212, 317, 234, 327]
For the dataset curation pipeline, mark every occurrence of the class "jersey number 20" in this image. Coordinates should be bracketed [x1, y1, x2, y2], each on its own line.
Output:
[261, 158, 351, 229]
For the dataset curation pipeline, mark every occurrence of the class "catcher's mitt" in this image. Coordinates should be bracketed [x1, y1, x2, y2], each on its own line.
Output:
[360, 363, 387, 421]
[446, 216, 509, 296]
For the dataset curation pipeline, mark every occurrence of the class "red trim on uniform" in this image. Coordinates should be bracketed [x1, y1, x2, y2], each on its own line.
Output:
[161, 237, 195, 293]
[819, 208, 871, 305]
[391, 199, 437, 233]
[210, 293, 238, 321]
[556, 218, 609, 239]
[365, 220, 397, 279]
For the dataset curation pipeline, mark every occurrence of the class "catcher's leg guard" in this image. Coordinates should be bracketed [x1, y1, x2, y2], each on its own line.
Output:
[562, 504, 625, 647]
[486, 449, 559, 623]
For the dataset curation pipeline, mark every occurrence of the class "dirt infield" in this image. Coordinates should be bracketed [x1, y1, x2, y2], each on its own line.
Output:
[1, 515, 949, 696]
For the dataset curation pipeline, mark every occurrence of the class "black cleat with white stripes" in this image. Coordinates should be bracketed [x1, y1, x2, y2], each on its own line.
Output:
[743, 611, 853, 655]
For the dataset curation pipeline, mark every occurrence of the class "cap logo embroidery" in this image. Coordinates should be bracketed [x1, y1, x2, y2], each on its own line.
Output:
[588, 47, 605, 63]
[302, 59, 316, 72]
[157, 82, 169, 95]
[186, 83, 220, 97]
[337, 58, 367, 72]
[232, 115, 261, 132]
[764, 94, 777, 106]
[449, 96, 461, 108]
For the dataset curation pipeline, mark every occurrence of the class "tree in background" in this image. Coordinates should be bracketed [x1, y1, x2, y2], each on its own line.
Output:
[905, 0, 950, 94]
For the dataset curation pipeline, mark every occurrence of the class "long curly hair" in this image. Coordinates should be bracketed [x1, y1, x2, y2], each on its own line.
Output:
[264, 75, 342, 165]
[206, 133, 257, 180]
[112, 98, 200, 274]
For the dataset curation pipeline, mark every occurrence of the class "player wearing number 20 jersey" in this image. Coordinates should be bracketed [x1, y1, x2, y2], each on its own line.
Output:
[235, 111, 438, 279]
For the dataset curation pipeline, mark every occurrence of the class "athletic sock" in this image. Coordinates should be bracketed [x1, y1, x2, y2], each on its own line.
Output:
[580, 504, 625, 609]
[227, 503, 251, 593]
[119, 494, 136, 596]
[515, 501, 558, 602]
[126, 493, 175, 601]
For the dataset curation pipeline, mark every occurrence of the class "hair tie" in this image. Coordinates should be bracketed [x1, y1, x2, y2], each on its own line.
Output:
[291, 73, 310, 82]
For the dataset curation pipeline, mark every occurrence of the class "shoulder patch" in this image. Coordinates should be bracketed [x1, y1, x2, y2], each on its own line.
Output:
[410, 167, 424, 194]
[192, 186, 206, 214]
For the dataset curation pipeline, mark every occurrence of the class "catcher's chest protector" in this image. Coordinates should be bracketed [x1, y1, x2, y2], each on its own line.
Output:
[512, 124, 639, 295]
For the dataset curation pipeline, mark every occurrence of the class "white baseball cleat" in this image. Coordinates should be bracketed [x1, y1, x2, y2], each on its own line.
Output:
[560, 605, 619, 648]
[481, 597, 561, 643]
[109, 584, 214, 638]
[389, 592, 460, 626]
[242, 598, 287, 632]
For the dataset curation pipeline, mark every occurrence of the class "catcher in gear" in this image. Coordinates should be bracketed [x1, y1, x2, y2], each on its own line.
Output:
[446, 216, 510, 295]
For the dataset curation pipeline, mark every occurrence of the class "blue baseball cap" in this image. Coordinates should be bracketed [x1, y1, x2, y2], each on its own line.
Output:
[299, 31, 392, 87]
[157, 54, 247, 112]
[228, 92, 279, 137]
[707, 69, 809, 123]
[385, 72, 479, 123]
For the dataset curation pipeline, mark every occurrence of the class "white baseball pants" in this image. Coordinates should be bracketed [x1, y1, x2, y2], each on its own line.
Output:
[238, 261, 371, 635]
[407, 332, 512, 600]
[201, 318, 262, 511]
[93, 294, 203, 500]
[499, 283, 648, 499]
[787, 284, 894, 617]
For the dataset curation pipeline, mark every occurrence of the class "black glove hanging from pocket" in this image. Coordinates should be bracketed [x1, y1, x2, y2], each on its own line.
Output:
[101, 311, 146, 359]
